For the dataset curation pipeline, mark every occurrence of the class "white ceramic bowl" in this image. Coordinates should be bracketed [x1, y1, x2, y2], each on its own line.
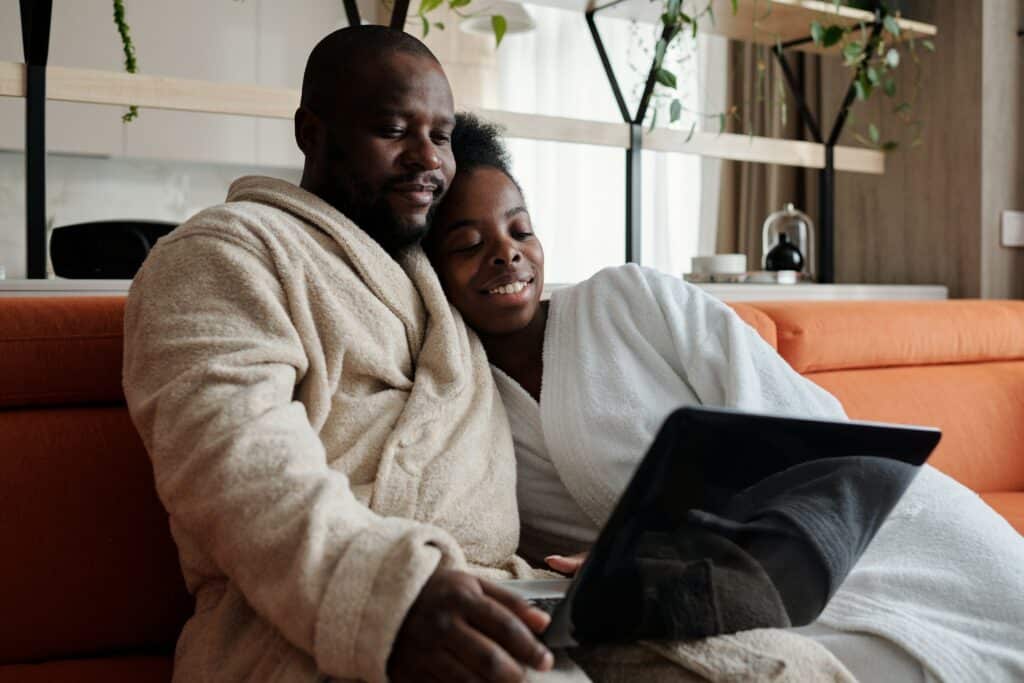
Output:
[690, 254, 747, 275]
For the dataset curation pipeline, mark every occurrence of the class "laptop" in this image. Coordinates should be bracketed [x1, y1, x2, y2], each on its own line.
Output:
[499, 405, 941, 648]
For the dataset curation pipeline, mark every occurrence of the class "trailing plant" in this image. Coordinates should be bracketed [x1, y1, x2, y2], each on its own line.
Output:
[109, 0, 930, 151]
[112, 0, 139, 123]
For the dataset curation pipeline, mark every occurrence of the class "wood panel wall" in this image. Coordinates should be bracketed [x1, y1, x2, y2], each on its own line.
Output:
[824, 0, 1023, 298]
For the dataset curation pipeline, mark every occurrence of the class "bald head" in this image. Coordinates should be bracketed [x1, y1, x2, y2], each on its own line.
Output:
[301, 26, 441, 118]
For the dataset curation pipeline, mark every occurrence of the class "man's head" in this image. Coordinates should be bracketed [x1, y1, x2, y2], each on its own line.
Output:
[295, 26, 456, 255]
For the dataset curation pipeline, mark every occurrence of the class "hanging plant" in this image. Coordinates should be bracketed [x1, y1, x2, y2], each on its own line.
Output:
[109, 0, 930, 150]
[112, 0, 139, 123]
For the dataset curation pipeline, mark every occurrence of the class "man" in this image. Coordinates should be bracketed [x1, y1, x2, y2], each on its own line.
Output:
[124, 26, 555, 682]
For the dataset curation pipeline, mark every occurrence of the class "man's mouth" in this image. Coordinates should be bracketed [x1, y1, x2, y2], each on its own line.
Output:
[391, 179, 443, 209]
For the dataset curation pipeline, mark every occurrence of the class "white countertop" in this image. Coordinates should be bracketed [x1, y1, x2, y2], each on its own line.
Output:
[1, 278, 948, 301]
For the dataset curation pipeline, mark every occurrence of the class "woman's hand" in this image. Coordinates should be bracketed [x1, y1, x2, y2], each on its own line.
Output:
[544, 552, 589, 576]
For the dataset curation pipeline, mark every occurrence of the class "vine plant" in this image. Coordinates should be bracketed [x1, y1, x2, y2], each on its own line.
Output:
[109, 0, 930, 152]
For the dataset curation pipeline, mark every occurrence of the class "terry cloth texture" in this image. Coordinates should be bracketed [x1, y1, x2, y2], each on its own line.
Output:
[498, 264, 1024, 682]
[123, 176, 534, 682]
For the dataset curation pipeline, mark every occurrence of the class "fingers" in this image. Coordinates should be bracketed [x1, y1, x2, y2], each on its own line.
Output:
[431, 648, 487, 683]
[544, 553, 586, 575]
[469, 585, 554, 672]
[480, 580, 552, 634]
[449, 617, 533, 682]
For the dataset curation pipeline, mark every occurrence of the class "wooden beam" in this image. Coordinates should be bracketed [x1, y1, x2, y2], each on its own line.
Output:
[643, 128, 885, 174]
[0, 62, 884, 173]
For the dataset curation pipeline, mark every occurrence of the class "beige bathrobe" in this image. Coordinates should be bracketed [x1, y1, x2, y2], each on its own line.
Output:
[123, 176, 852, 683]
[124, 176, 534, 681]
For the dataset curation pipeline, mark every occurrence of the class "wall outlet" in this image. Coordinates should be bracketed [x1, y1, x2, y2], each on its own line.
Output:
[1002, 211, 1024, 248]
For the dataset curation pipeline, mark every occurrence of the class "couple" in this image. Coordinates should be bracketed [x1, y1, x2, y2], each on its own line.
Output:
[122, 25, 1024, 683]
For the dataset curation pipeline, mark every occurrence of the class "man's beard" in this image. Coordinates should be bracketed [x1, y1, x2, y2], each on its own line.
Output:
[342, 185, 440, 256]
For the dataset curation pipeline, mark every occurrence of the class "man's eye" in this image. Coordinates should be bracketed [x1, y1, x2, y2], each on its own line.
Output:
[452, 242, 482, 253]
[380, 127, 405, 138]
[432, 133, 452, 145]
[513, 231, 534, 241]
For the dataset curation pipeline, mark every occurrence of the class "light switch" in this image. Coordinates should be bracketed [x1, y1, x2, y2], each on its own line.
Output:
[1002, 211, 1024, 248]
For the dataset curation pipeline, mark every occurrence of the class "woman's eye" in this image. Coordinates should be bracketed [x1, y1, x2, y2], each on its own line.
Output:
[452, 241, 482, 253]
[513, 231, 534, 241]
[432, 133, 451, 145]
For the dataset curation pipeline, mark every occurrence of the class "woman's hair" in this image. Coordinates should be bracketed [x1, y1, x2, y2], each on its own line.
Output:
[451, 112, 522, 193]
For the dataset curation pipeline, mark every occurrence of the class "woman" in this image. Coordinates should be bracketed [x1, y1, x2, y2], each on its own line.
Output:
[425, 114, 1024, 682]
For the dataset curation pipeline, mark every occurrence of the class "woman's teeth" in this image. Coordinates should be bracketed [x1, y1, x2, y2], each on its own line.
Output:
[489, 281, 529, 295]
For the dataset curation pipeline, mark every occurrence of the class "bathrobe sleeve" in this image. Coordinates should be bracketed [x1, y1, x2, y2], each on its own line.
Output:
[123, 226, 464, 682]
[640, 268, 847, 420]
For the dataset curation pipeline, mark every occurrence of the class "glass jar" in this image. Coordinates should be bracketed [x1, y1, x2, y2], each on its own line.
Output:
[762, 203, 814, 280]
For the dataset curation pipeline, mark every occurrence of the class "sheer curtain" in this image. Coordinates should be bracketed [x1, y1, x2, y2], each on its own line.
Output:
[462, 5, 727, 283]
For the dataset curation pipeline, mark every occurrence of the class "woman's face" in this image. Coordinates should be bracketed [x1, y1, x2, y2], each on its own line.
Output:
[429, 166, 544, 337]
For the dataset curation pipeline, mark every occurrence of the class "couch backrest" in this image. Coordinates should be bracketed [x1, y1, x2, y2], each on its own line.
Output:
[2, 295, 1021, 664]
[748, 301, 1024, 494]
[0, 297, 192, 665]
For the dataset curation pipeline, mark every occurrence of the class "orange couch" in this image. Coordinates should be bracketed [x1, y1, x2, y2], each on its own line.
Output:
[1, 296, 1022, 679]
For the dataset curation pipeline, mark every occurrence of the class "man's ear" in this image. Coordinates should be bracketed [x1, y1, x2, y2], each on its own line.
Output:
[294, 106, 321, 157]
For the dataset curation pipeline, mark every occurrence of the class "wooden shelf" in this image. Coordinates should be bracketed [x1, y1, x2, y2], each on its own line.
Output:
[527, 0, 936, 55]
[0, 61, 883, 174]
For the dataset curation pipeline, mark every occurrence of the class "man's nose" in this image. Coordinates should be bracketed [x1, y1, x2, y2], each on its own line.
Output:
[400, 134, 441, 171]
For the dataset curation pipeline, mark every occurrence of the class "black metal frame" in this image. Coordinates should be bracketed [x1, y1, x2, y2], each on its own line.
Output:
[586, 0, 678, 263]
[20, 0, 52, 279]
[770, 16, 883, 283]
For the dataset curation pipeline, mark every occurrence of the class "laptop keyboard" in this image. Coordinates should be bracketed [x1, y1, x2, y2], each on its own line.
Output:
[527, 597, 563, 615]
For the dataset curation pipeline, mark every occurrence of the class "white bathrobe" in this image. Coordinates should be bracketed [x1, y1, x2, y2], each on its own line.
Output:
[496, 264, 1024, 683]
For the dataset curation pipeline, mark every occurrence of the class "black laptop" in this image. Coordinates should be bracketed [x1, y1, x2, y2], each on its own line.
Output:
[500, 405, 941, 648]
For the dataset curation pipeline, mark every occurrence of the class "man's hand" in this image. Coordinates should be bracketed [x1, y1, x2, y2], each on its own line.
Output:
[544, 552, 588, 576]
[388, 569, 555, 682]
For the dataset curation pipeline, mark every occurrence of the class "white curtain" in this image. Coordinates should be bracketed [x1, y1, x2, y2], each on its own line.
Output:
[475, 4, 727, 283]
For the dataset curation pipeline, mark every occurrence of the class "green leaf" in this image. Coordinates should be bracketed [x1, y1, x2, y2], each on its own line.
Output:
[655, 68, 677, 89]
[419, 0, 444, 14]
[866, 66, 880, 84]
[810, 21, 825, 45]
[894, 102, 912, 114]
[883, 78, 896, 97]
[434, 21, 445, 30]
[922, 39, 935, 52]
[882, 140, 899, 151]
[491, 14, 507, 47]
[730, 0, 738, 14]
[648, 108, 659, 133]
[449, 0, 472, 7]
[868, 123, 880, 144]
[670, 99, 682, 123]
[685, 120, 696, 142]
[823, 25, 844, 47]
[654, 39, 667, 67]
[885, 48, 900, 68]
[853, 79, 868, 100]
[667, 0, 681, 20]
[718, 112, 726, 134]
[883, 15, 901, 37]
[421, 15, 430, 36]
[843, 41, 864, 63]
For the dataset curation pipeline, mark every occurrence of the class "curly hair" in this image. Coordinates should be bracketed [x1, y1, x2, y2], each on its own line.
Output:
[451, 112, 522, 194]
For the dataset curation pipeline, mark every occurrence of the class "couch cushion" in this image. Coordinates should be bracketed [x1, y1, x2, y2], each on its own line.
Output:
[0, 405, 192, 664]
[729, 303, 778, 349]
[807, 361, 1024, 494]
[0, 655, 172, 683]
[749, 301, 1024, 373]
[980, 493, 1024, 535]
[0, 297, 126, 409]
